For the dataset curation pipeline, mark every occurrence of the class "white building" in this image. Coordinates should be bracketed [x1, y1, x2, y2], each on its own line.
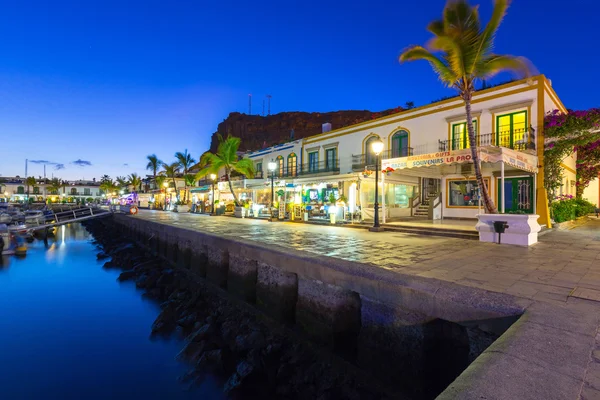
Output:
[234, 75, 570, 226]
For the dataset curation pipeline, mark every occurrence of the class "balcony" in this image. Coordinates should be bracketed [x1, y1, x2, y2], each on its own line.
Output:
[438, 128, 535, 152]
[298, 160, 340, 176]
[352, 149, 413, 171]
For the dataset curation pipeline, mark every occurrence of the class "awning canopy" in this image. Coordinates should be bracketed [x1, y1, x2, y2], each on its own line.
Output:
[382, 147, 538, 174]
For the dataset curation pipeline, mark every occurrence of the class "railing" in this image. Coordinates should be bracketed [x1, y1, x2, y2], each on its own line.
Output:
[438, 128, 535, 152]
[298, 160, 340, 176]
[410, 194, 421, 217]
[352, 149, 413, 171]
[430, 193, 443, 220]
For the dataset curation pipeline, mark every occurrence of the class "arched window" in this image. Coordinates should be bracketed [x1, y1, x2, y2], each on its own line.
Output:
[287, 153, 297, 176]
[391, 130, 409, 157]
[365, 136, 380, 167]
[70, 188, 77, 195]
[276, 156, 284, 177]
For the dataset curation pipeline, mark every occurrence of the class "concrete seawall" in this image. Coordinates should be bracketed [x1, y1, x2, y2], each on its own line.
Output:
[112, 214, 526, 398]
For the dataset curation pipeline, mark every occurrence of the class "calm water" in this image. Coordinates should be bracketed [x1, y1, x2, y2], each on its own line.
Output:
[0, 223, 223, 400]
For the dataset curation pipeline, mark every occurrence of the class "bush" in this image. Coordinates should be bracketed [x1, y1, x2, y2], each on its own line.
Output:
[551, 197, 597, 223]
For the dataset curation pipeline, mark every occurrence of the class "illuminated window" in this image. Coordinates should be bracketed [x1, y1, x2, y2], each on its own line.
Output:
[447, 178, 490, 207]
[496, 111, 527, 148]
[451, 121, 477, 150]
[287, 153, 297, 176]
[276, 156, 284, 177]
[365, 136, 380, 166]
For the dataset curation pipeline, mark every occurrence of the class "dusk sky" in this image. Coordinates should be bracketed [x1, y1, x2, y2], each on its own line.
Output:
[1, 0, 598, 180]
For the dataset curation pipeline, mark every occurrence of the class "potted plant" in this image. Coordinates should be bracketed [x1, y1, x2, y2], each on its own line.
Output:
[382, 166, 395, 176]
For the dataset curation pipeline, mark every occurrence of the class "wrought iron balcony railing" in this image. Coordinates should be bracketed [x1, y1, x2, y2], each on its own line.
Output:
[438, 128, 535, 152]
[351, 148, 413, 171]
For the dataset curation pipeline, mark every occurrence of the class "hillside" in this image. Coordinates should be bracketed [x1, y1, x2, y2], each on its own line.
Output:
[209, 107, 404, 153]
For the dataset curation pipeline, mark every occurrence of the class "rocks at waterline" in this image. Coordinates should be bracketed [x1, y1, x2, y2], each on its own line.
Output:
[82, 219, 395, 400]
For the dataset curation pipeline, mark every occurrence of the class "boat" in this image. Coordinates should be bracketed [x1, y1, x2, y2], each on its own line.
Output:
[23, 210, 45, 226]
[0, 224, 27, 256]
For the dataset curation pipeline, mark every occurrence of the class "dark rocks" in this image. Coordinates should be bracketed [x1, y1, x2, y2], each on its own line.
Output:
[196, 349, 224, 374]
[102, 260, 118, 269]
[96, 252, 109, 260]
[118, 270, 137, 282]
[151, 305, 178, 335]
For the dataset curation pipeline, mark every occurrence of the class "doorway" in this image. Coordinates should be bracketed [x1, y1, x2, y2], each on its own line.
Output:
[497, 176, 534, 213]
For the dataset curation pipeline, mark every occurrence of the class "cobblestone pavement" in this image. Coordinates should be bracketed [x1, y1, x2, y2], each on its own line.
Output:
[137, 210, 600, 306]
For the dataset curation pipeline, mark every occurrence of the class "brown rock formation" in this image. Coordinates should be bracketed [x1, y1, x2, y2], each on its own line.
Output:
[209, 107, 404, 153]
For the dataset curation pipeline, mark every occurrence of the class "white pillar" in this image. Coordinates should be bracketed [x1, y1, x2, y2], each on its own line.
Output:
[501, 161, 505, 214]
[533, 173, 537, 215]
[382, 172, 386, 224]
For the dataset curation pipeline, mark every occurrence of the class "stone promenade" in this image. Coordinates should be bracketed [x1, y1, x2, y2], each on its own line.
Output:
[134, 210, 600, 399]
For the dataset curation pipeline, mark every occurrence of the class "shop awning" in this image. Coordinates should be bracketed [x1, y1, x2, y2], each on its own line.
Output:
[382, 147, 538, 174]
[190, 186, 211, 193]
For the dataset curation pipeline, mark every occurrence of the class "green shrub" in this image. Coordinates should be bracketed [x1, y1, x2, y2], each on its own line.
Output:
[551, 197, 597, 223]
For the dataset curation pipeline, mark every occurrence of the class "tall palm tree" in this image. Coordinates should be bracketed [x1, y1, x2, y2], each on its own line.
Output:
[146, 154, 163, 188]
[199, 135, 255, 206]
[399, 0, 532, 214]
[128, 173, 142, 204]
[162, 162, 181, 201]
[175, 149, 196, 203]
[25, 176, 37, 202]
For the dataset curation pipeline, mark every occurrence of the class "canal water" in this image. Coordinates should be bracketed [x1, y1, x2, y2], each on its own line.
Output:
[0, 223, 223, 400]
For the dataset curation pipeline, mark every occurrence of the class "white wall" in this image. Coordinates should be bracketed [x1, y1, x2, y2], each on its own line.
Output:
[583, 178, 599, 207]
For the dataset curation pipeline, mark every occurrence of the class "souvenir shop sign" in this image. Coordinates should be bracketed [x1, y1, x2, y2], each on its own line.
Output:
[382, 147, 538, 174]
[382, 149, 473, 170]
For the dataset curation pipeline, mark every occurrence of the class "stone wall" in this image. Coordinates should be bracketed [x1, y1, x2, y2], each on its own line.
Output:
[113, 214, 524, 398]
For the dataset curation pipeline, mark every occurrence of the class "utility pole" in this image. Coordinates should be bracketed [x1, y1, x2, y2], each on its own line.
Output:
[266, 94, 272, 115]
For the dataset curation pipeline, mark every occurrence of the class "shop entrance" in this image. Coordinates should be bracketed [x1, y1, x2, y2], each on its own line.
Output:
[421, 178, 441, 205]
[497, 176, 534, 214]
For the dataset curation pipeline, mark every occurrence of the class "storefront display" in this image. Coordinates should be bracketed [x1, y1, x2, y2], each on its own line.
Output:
[447, 178, 489, 207]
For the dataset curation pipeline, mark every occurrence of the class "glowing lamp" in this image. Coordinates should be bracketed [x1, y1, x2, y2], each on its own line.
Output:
[210, 174, 217, 181]
[268, 161, 276, 172]
[371, 139, 384, 155]
[163, 182, 168, 188]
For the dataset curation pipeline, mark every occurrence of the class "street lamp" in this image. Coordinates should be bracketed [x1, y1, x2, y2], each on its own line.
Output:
[370, 139, 385, 232]
[163, 181, 169, 211]
[268, 160, 277, 219]
[210, 173, 217, 215]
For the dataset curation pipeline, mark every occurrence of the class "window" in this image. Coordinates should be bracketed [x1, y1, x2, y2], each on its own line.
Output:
[17, 186, 24, 194]
[84, 188, 91, 195]
[391, 130, 409, 157]
[255, 162, 262, 177]
[365, 136, 380, 167]
[496, 111, 527, 149]
[276, 156, 284, 177]
[447, 178, 490, 207]
[325, 148, 336, 171]
[451, 121, 477, 150]
[71, 188, 77, 195]
[33, 187, 40, 194]
[287, 153, 297, 176]
[308, 152, 319, 172]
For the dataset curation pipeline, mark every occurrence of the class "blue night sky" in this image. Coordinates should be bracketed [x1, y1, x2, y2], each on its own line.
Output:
[0, 0, 598, 180]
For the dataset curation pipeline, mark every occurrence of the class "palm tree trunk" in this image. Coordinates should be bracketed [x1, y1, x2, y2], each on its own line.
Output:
[226, 170, 239, 206]
[464, 94, 498, 214]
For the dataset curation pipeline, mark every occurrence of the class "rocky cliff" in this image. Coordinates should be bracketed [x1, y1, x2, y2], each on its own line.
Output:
[209, 107, 404, 153]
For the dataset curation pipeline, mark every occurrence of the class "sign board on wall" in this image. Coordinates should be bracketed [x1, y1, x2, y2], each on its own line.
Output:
[279, 199, 286, 220]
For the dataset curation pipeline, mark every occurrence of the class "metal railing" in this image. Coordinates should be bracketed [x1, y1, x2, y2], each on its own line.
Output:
[438, 128, 535, 152]
[298, 160, 340, 176]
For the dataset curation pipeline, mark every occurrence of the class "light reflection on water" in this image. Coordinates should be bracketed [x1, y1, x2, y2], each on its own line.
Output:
[0, 224, 222, 400]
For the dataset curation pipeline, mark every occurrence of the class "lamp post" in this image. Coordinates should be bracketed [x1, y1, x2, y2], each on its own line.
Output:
[210, 173, 217, 215]
[370, 139, 385, 232]
[268, 160, 277, 220]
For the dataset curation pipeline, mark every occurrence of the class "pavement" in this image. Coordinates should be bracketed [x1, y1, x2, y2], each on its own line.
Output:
[133, 210, 600, 399]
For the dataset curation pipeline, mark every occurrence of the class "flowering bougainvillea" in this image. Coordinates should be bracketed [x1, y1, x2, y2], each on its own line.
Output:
[544, 108, 600, 199]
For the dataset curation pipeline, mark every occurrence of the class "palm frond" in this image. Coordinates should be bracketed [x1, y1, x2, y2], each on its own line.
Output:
[400, 46, 457, 86]
[477, 55, 533, 80]
[470, 0, 509, 74]
[232, 158, 255, 178]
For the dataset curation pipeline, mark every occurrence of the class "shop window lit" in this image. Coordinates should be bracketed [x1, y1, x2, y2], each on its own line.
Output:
[276, 156, 284, 177]
[287, 154, 297, 176]
[448, 179, 488, 207]
[392, 184, 413, 208]
[451, 121, 477, 150]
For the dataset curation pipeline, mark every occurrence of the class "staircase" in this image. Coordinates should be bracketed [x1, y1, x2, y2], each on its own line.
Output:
[413, 192, 439, 217]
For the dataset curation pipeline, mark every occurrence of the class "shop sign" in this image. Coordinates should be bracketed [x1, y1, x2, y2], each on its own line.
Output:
[382, 149, 473, 170]
[278, 199, 286, 220]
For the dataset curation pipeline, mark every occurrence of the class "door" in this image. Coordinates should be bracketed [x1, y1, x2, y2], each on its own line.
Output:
[497, 176, 533, 213]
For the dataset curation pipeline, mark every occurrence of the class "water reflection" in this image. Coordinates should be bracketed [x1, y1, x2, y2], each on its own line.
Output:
[0, 223, 222, 400]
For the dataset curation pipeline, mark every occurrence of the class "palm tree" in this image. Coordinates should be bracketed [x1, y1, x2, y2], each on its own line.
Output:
[199, 135, 255, 206]
[128, 173, 142, 204]
[154, 174, 167, 209]
[146, 154, 163, 188]
[115, 176, 129, 193]
[162, 162, 180, 201]
[175, 149, 196, 203]
[25, 176, 37, 202]
[399, 0, 532, 214]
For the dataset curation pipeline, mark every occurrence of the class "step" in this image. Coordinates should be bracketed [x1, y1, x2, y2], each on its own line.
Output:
[380, 224, 479, 240]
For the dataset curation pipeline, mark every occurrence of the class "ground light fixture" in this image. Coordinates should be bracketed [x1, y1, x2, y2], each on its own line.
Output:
[370, 139, 385, 232]
[268, 160, 277, 220]
[210, 173, 217, 215]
